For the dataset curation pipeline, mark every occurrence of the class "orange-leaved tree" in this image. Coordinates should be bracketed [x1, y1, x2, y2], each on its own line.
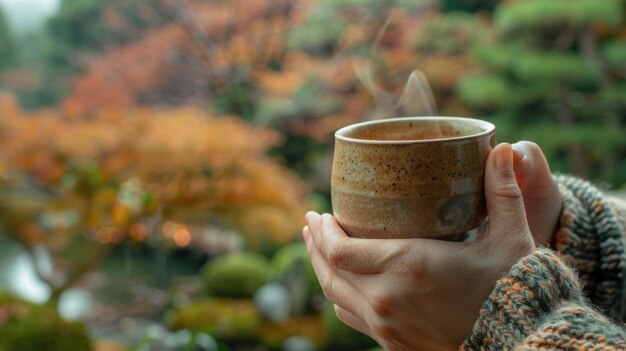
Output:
[0, 93, 308, 305]
[61, 0, 303, 117]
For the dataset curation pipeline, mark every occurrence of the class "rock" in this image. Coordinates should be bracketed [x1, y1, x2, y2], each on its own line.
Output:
[254, 283, 291, 321]
[282, 336, 315, 351]
[270, 242, 322, 295]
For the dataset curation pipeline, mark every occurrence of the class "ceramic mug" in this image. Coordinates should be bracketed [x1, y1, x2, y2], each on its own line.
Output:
[331, 116, 496, 239]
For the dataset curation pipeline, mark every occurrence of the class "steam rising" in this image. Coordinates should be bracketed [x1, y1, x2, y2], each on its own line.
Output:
[394, 71, 438, 116]
[352, 11, 438, 119]
[352, 59, 395, 118]
[354, 62, 439, 119]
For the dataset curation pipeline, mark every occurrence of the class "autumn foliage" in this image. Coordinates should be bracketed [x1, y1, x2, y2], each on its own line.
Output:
[0, 0, 520, 302]
[0, 91, 307, 301]
[2, 93, 306, 237]
[1, 0, 623, 310]
[62, 0, 300, 116]
[60, 0, 477, 141]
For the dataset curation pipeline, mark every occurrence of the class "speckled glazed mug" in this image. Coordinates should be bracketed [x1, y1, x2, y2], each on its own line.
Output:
[331, 116, 496, 239]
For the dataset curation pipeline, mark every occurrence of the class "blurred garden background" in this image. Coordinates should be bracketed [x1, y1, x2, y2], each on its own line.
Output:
[0, 0, 624, 350]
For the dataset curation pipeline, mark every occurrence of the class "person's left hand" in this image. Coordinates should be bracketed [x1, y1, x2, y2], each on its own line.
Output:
[303, 143, 535, 351]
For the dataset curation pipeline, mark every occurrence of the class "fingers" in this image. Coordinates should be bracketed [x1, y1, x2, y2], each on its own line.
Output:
[511, 141, 561, 247]
[304, 211, 456, 295]
[512, 141, 557, 196]
[333, 304, 376, 341]
[305, 211, 401, 274]
[303, 225, 367, 316]
[484, 143, 530, 237]
[305, 211, 323, 239]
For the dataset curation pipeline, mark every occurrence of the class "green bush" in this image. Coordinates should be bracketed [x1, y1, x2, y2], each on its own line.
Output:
[202, 253, 270, 298]
[495, 0, 622, 33]
[0, 293, 91, 351]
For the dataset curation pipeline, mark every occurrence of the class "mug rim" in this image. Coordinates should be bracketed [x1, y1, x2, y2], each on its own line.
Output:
[334, 116, 496, 144]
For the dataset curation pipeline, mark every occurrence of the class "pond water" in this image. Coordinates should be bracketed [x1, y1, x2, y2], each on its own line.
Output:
[0, 235, 95, 320]
[0, 234, 51, 303]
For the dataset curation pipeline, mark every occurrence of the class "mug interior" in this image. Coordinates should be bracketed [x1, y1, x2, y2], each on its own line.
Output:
[335, 117, 494, 143]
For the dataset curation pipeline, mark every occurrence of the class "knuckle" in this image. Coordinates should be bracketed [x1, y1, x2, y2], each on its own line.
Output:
[369, 292, 394, 317]
[371, 319, 398, 342]
[410, 252, 428, 282]
[327, 241, 349, 268]
[493, 182, 522, 201]
[392, 249, 427, 282]
[321, 277, 336, 302]
[334, 306, 350, 324]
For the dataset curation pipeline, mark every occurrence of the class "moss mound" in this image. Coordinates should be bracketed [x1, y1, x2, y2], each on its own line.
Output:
[258, 315, 327, 349]
[168, 298, 261, 341]
[202, 252, 270, 298]
[0, 293, 91, 351]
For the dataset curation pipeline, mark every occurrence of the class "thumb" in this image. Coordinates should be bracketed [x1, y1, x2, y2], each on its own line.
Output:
[484, 143, 530, 236]
[511, 141, 561, 246]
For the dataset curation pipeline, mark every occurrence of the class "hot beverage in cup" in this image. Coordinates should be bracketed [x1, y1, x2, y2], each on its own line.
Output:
[331, 116, 496, 239]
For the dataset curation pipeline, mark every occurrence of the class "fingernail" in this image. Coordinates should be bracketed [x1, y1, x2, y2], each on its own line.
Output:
[511, 142, 537, 175]
[496, 143, 513, 171]
[302, 225, 310, 240]
[512, 142, 526, 162]
[305, 211, 318, 222]
[320, 213, 334, 226]
[511, 143, 525, 173]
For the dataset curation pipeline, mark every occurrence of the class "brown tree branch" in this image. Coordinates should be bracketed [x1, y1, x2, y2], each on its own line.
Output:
[162, 0, 230, 88]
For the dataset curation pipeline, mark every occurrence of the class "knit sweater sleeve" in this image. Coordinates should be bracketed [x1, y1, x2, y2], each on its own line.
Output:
[462, 248, 626, 350]
[552, 175, 626, 320]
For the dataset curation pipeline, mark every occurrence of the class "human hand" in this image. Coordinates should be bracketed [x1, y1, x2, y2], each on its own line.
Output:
[512, 141, 561, 247]
[303, 143, 535, 351]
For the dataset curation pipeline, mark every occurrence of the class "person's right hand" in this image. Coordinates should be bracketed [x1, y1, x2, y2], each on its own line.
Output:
[512, 141, 561, 247]
[303, 143, 536, 351]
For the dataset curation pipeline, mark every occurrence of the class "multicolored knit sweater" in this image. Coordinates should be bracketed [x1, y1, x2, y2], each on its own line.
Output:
[463, 175, 626, 350]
